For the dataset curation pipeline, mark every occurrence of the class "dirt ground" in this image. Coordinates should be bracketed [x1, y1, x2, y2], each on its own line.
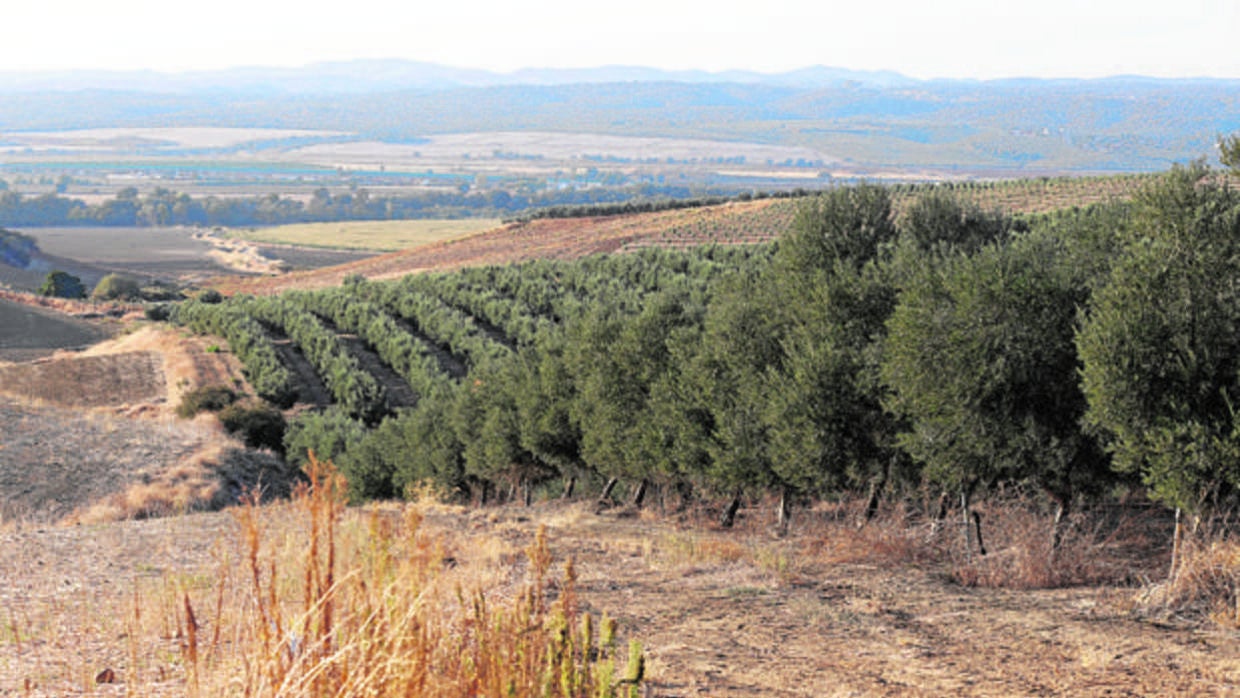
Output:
[0, 500, 1235, 697]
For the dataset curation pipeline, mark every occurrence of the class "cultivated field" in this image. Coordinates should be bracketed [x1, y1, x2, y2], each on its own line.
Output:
[226, 218, 502, 251]
[211, 175, 1149, 296]
[3, 175, 1237, 696]
[0, 297, 115, 361]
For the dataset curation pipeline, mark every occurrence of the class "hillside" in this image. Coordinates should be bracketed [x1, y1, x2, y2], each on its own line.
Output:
[0, 325, 298, 523]
[2, 173, 1239, 694]
[210, 199, 788, 294]
[212, 175, 1150, 296]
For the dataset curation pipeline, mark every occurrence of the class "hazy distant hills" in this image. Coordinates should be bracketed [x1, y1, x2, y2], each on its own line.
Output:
[0, 60, 918, 93]
[1, 59, 1238, 175]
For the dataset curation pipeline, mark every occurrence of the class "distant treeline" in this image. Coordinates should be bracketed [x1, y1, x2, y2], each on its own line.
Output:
[0, 183, 753, 228]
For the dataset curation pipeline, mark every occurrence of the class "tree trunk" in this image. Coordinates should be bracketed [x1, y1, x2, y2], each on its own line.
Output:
[720, 493, 742, 529]
[599, 477, 619, 504]
[929, 491, 950, 539]
[561, 474, 577, 500]
[522, 479, 533, 507]
[1170, 507, 1183, 582]
[972, 509, 987, 557]
[1048, 499, 1068, 564]
[673, 481, 693, 514]
[858, 478, 883, 528]
[961, 489, 975, 560]
[630, 478, 649, 508]
[776, 487, 792, 536]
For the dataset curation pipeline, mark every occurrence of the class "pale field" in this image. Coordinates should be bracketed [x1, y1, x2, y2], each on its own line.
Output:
[274, 131, 839, 174]
[0, 127, 347, 152]
[225, 218, 503, 251]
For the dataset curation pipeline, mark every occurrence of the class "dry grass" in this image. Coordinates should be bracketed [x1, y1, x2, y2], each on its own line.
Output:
[158, 456, 645, 696]
[3, 492, 1239, 696]
[1136, 535, 1240, 628]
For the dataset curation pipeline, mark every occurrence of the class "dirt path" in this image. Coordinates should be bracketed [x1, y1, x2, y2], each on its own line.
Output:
[269, 335, 333, 408]
[338, 333, 419, 408]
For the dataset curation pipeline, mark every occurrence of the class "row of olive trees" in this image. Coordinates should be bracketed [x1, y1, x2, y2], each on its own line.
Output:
[238, 295, 389, 424]
[364, 168, 1240, 547]
[184, 166, 1240, 559]
[169, 299, 298, 407]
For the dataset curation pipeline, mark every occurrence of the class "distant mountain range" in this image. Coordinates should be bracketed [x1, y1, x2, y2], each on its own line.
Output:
[0, 60, 919, 94]
[1, 60, 1238, 176]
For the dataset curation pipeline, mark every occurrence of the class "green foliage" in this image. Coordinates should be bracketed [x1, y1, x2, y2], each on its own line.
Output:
[778, 184, 896, 274]
[1078, 164, 1240, 512]
[284, 407, 367, 469]
[218, 401, 287, 454]
[239, 295, 389, 424]
[38, 270, 85, 299]
[883, 232, 1108, 502]
[898, 188, 1015, 256]
[168, 299, 298, 407]
[157, 176, 1240, 528]
[145, 303, 171, 321]
[766, 260, 901, 496]
[197, 288, 224, 304]
[176, 384, 239, 419]
[1220, 133, 1240, 172]
[91, 273, 142, 301]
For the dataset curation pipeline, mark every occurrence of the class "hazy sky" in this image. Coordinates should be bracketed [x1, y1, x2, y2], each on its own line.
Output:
[6, 0, 1239, 79]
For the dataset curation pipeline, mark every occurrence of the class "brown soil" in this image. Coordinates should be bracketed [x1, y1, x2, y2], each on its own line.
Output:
[210, 200, 790, 296]
[0, 352, 165, 408]
[0, 501, 1235, 696]
[0, 320, 296, 525]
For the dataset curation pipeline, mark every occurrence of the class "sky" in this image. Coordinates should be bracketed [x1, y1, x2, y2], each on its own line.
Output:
[5, 0, 1239, 80]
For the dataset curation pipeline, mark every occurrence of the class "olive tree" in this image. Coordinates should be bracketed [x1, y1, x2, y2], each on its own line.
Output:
[1078, 164, 1240, 558]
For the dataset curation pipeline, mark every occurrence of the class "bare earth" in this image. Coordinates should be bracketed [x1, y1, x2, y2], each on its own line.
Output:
[1, 501, 1236, 696]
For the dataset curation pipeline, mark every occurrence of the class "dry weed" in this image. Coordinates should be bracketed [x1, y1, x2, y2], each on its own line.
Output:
[1137, 536, 1240, 628]
[167, 456, 646, 696]
[946, 500, 1170, 589]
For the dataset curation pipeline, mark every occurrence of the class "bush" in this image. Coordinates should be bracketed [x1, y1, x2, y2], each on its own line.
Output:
[39, 270, 85, 299]
[176, 384, 239, 418]
[91, 273, 142, 301]
[197, 288, 224, 304]
[219, 401, 287, 454]
[145, 303, 171, 322]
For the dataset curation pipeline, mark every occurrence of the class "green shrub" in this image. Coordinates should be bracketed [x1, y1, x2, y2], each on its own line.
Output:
[197, 288, 224, 304]
[39, 270, 85, 299]
[91, 273, 142, 301]
[176, 384, 239, 418]
[219, 402, 287, 454]
[145, 303, 171, 322]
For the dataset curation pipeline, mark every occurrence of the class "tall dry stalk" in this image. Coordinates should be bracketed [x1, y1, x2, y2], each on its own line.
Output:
[172, 454, 643, 696]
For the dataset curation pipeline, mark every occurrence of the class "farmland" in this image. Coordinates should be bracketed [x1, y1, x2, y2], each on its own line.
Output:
[224, 217, 502, 251]
[0, 297, 114, 361]
[2, 172, 1239, 695]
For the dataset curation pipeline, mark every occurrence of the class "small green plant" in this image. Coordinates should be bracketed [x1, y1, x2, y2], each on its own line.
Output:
[204, 344, 220, 353]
